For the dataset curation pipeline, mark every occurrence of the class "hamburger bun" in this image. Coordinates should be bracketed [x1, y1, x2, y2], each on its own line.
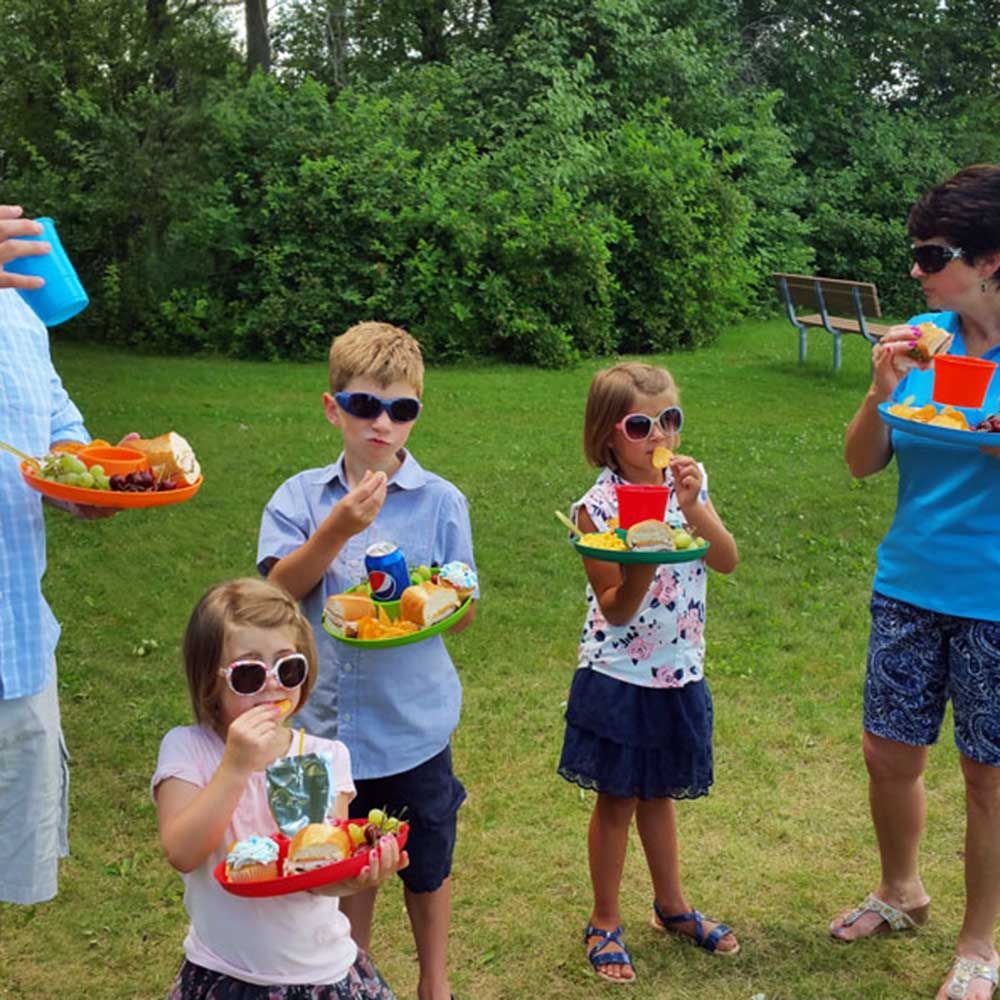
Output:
[906, 322, 953, 362]
[285, 823, 352, 873]
[130, 432, 201, 486]
[323, 592, 376, 636]
[400, 581, 460, 627]
[625, 519, 675, 551]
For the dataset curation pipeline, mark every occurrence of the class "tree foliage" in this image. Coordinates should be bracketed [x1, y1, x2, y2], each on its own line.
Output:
[1, 0, 998, 365]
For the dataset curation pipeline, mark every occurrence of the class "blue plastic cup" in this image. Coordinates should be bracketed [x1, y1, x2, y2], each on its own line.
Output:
[4, 217, 89, 326]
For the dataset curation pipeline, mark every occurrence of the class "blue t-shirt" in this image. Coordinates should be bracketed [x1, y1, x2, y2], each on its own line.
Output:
[873, 311, 1000, 621]
[257, 450, 478, 779]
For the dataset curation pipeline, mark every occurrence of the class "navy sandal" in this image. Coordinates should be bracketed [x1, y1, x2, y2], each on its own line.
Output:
[584, 924, 636, 984]
[651, 900, 739, 956]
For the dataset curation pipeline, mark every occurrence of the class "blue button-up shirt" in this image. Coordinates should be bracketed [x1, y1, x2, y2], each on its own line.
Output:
[257, 451, 478, 779]
[0, 290, 89, 699]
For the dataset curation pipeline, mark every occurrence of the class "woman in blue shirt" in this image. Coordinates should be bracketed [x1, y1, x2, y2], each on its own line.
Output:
[831, 165, 1000, 1000]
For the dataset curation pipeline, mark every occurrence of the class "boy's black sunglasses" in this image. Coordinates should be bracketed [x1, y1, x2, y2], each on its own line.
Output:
[334, 391, 422, 423]
[911, 243, 964, 275]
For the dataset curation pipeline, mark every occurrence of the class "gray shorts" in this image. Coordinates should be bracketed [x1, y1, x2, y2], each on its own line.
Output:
[0, 664, 69, 903]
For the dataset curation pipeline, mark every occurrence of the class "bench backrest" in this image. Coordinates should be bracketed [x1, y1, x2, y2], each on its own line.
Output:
[773, 273, 882, 317]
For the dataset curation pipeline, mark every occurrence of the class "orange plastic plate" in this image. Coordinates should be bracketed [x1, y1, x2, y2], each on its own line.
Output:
[20, 462, 203, 509]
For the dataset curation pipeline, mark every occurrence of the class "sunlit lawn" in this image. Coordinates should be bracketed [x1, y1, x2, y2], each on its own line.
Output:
[0, 318, 969, 1000]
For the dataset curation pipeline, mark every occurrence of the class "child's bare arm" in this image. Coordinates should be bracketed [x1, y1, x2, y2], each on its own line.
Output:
[578, 507, 656, 625]
[268, 470, 387, 600]
[155, 705, 286, 872]
[670, 456, 738, 575]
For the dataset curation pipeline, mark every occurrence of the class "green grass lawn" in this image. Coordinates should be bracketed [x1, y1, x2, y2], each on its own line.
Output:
[0, 319, 970, 1000]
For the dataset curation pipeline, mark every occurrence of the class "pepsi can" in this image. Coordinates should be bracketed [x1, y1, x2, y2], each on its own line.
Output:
[365, 542, 410, 601]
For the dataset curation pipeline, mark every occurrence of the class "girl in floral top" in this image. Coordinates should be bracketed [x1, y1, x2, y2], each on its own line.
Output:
[558, 362, 739, 985]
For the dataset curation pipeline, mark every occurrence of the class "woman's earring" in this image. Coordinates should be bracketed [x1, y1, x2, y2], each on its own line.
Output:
[983, 281, 989, 293]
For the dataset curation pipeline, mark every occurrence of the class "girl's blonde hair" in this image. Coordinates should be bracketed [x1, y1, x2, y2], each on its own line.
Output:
[583, 362, 679, 469]
[328, 322, 424, 396]
[183, 577, 318, 732]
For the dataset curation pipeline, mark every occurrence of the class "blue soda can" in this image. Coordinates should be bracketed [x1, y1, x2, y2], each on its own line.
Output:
[365, 542, 410, 601]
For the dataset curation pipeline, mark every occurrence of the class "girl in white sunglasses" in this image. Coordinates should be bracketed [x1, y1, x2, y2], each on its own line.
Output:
[558, 361, 739, 984]
[152, 577, 406, 1000]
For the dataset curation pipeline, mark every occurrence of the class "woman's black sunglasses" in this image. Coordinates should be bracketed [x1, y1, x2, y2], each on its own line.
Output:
[334, 391, 422, 423]
[911, 243, 964, 275]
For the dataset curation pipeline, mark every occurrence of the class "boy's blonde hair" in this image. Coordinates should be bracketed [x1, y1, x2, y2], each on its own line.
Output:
[183, 577, 318, 733]
[328, 322, 424, 396]
[583, 362, 679, 469]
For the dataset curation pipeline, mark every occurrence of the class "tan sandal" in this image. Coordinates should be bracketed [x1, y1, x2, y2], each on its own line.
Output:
[943, 956, 998, 999]
[829, 892, 930, 942]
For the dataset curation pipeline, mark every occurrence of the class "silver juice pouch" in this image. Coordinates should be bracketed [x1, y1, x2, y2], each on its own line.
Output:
[265, 751, 335, 837]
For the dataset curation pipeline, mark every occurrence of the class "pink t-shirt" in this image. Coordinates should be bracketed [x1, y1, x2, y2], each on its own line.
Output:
[151, 725, 357, 986]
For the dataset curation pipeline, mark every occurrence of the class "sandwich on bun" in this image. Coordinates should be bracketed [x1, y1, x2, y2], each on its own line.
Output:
[323, 592, 376, 637]
[130, 432, 201, 486]
[906, 322, 953, 363]
[285, 823, 352, 874]
[625, 519, 675, 551]
[400, 581, 460, 627]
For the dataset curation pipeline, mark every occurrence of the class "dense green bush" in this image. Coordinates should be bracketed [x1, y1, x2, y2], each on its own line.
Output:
[4, 0, 999, 365]
[144, 71, 747, 365]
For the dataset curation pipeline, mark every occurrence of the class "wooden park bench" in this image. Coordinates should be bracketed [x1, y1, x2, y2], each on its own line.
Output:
[773, 273, 892, 370]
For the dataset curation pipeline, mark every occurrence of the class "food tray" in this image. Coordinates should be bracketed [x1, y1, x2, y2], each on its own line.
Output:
[877, 403, 1000, 451]
[570, 536, 710, 565]
[21, 462, 203, 508]
[323, 596, 473, 649]
[214, 820, 409, 898]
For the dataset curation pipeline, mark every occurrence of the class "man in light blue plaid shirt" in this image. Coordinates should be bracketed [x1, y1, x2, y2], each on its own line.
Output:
[0, 205, 94, 903]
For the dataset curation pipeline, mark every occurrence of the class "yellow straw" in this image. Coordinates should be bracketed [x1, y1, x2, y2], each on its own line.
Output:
[298, 727, 304, 755]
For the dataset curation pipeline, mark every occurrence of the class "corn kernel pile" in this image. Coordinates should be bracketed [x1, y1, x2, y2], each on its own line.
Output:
[578, 531, 628, 551]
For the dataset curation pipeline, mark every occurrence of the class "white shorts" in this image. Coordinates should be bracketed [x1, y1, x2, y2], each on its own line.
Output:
[0, 663, 69, 903]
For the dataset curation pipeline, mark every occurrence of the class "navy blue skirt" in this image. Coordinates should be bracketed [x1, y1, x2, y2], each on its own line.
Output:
[558, 668, 713, 800]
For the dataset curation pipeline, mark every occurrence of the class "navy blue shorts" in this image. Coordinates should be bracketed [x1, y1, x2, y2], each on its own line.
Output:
[349, 746, 465, 893]
[558, 668, 713, 800]
[865, 591, 1000, 765]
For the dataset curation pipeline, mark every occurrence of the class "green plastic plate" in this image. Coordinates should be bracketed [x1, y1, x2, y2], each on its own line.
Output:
[570, 536, 709, 564]
[323, 595, 473, 648]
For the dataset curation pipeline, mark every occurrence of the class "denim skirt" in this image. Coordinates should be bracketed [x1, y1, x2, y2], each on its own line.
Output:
[558, 668, 713, 800]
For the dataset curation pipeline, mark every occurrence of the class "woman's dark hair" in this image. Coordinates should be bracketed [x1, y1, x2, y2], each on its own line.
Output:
[908, 164, 1000, 280]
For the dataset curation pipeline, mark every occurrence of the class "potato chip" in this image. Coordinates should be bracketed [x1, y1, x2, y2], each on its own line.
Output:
[355, 613, 419, 640]
[652, 446, 673, 470]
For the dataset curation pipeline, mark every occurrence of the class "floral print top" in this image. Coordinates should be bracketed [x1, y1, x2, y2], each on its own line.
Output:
[571, 466, 709, 689]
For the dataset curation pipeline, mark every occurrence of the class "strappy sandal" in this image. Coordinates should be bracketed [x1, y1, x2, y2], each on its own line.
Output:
[584, 924, 636, 984]
[651, 900, 740, 956]
[943, 956, 999, 999]
[829, 892, 930, 942]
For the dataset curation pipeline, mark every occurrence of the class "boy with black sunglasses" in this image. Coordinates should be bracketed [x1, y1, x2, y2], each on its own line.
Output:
[257, 321, 477, 1000]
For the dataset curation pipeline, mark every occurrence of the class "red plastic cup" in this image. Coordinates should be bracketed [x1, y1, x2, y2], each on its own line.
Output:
[615, 484, 669, 529]
[931, 354, 997, 407]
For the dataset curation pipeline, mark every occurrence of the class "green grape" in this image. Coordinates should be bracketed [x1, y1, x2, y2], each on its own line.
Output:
[65, 472, 94, 488]
[58, 454, 87, 475]
[672, 530, 693, 550]
[89, 464, 106, 478]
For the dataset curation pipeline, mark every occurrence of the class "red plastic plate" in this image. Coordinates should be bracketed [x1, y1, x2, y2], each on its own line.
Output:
[214, 820, 409, 898]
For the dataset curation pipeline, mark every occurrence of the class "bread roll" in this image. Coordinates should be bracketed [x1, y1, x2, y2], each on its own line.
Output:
[907, 323, 953, 362]
[323, 592, 376, 636]
[130, 431, 201, 486]
[400, 581, 460, 627]
[285, 823, 352, 873]
[625, 519, 675, 551]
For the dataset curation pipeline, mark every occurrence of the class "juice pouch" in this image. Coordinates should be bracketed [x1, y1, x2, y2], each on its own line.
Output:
[266, 751, 335, 837]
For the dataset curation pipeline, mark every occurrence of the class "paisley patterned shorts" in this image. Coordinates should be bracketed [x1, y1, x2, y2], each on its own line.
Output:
[167, 952, 396, 999]
[865, 591, 1000, 765]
